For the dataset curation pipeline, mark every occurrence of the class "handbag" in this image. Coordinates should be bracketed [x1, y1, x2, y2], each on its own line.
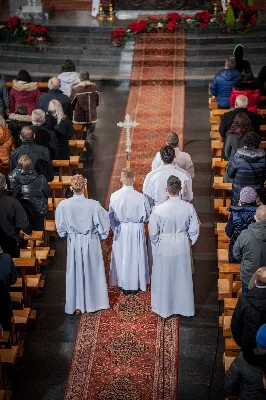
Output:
[245, 159, 266, 202]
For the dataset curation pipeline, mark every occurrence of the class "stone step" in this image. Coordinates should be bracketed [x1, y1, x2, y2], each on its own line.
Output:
[185, 54, 265, 67]
[186, 30, 266, 45]
[186, 42, 266, 56]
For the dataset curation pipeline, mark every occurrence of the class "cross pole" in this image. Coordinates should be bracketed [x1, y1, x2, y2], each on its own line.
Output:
[117, 113, 139, 168]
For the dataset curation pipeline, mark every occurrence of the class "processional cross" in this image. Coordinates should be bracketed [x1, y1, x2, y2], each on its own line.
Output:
[117, 114, 139, 168]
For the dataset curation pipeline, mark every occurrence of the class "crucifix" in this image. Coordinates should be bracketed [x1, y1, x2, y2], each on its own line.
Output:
[117, 113, 139, 168]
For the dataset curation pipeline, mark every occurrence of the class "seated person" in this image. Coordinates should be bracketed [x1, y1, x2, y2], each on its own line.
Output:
[233, 44, 251, 74]
[8, 104, 32, 147]
[38, 77, 72, 120]
[31, 109, 58, 159]
[9, 155, 50, 230]
[9, 69, 40, 115]
[230, 69, 261, 113]
[0, 115, 15, 176]
[210, 57, 240, 109]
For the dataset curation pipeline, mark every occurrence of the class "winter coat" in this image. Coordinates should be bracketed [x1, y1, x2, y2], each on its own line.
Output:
[224, 344, 266, 400]
[8, 113, 32, 147]
[219, 108, 261, 141]
[0, 79, 9, 115]
[224, 134, 244, 161]
[0, 253, 17, 288]
[44, 112, 74, 159]
[226, 204, 257, 263]
[57, 71, 80, 97]
[9, 140, 54, 182]
[230, 80, 261, 113]
[227, 147, 266, 205]
[210, 69, 241, 108]
[9, 80, 40, 115]
[31, 124, 58, 160]
[9, 168, 50, 229]
[233, 221, 266, 285]
[38, 89, 72, 120]
[0, 127, 15, 176]
[231, 287, 266, 347]
[70, 81, 100, 124]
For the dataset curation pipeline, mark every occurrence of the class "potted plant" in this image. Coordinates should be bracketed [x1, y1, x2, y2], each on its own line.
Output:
[110, 28, 125, 47]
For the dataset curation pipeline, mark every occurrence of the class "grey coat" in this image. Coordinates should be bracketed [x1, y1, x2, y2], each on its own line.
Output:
[224, 134, 242, 161]
[0, 79, 9, 115]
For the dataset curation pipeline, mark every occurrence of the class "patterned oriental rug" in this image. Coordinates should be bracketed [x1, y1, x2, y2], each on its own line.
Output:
[64, 32, 185, 400]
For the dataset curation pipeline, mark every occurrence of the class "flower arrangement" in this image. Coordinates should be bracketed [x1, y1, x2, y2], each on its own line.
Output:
[226, 0, 258, 31]
[0, 16, 51, 51]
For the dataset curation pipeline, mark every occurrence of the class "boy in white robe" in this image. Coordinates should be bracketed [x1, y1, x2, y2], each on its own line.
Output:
[143, 145, 193, 207]
[149, 175, 199, 318]
[109, 168, 150, 293]
[55, 174, 110, 314]
[152, 132, 195, 178]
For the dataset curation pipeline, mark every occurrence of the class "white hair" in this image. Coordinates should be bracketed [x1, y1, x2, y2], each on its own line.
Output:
[48, 77, 61, 90]
[235, 95, 248, 108]
[48, 99, 65, 124]
[31, 109, 45, 123]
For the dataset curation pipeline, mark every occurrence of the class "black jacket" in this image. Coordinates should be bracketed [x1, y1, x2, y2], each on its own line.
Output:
[0, 79, 9, 115]
[0, 253, 17, 288]
[227, 147, 266, 205]
[0, 188, 32, 244]
[8, 113, 32, 147]
[9, 168, 50, 223]
[224, 344, 266, 399]
[231, 287, 266, 347]
[219, 108, 261, 141]
[38, 89, 73, 120]
[226, 204, 257, 263]
[44, 113, 74, 159]
[32, 124, 58, 160]
[9, 140, 54, 182]
[0, 254, 17, 331]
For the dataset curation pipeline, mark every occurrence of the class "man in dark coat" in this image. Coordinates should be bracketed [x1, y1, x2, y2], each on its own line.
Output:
[38, 77, 72, 120]
[0, 173, 32, 257]
[219, 94, 261, 140]
[31, 109, 58, 159]
[0, 252, 18, 331]
[9, 126, 54, 182]
[231, 267, 266, 347]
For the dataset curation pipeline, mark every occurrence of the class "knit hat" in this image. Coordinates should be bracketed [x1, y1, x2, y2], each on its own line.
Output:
[256, 324, 266, 348]
[240, 187, 257, 204]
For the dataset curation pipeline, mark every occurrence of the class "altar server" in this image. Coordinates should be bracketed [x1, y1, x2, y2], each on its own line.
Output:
[149, 175, 199, 318]
[55, 174, 110, 314]
[143, 145, 193, 207]
[109, 168, 150, 293]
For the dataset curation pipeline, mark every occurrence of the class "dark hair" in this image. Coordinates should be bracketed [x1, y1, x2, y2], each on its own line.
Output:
[61, 59, 76, 73]
[241, 131, 261, 149]
[15, 104, 28, 115]
[160, 145, 175, 165]
[228, 112, 253, 141]
[241, 68, 254, 83]
[167, 175, 181, 195]
[17, 69, 32, 83]
[258, 66, 266, 85]
[21, 126, 34, 141]
[233, 44, 244, 61]
[0, 173, 6, 189]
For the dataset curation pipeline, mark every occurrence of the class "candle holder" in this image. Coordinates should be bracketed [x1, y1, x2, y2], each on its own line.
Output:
[108, 3, 115, 21]
[98, 3, 105, 21]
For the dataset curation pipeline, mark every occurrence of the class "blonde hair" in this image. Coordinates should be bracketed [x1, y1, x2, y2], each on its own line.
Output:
[48, 99, 65, 124]
[70, 174, 87, 193]
[18, 155, 33, 169]
[0, 115, 6, 128]
[121, 168, 134, 185]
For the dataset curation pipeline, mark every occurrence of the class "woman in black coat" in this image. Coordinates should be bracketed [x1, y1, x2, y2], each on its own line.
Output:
[46, 99, 74, 160]
[227, 132, 266, 205]
[8, 154, 50, 230]
[8, 104, 31, 147]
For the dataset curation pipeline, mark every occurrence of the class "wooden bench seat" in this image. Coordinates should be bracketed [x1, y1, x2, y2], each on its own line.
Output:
[224, 354, 235, 373]
[13, 308, 30, 326]
[0, 346, 19, 368]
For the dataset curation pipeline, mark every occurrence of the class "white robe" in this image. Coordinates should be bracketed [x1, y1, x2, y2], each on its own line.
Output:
[55, 194, 110, 314]
[152, 147, 195, 178]
[142, 164, 193, 206]
[109, 186, 150, 291]
[149, 197, 199, 318]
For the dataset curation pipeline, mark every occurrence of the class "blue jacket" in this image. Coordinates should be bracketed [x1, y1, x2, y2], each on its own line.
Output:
[210, 69, 241, 108]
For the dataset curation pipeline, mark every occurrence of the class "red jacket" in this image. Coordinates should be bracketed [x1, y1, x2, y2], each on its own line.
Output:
[230, 80, 261, 113]
[10, 80, 40, 115]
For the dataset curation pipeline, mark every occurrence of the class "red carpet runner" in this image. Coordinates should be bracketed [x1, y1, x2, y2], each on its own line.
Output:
[65, 32, 185, 400]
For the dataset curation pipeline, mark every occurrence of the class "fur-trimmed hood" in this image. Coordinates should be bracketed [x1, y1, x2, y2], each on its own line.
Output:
[8, 113, 31, 122]
[72, 80, 96, 89]
[12, 80, 38, 91]
[235, 147, 265, 162]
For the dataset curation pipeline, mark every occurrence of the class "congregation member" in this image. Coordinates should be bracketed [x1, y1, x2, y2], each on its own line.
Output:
[9, 155, 50, 230]
[148, 176, 199, 318]
[10, 126, 54, 182]
[227, 132, 266, 205]
[233, 44, 251, 74]
[233, 205, 266, 294]
[0, 252, 17, 331]
[0, 116, 15, 176]
[219, 94, 261, 140]
[224, 112, 253, 161]
[70, 70, 100, 163]
[38, 77, 72, 119]
[230, 69, 261, 113]
[0, 78, 9, 117]
[143, 145, 192, 207]
[210, 57, 240, 109]
[231, 267, 266, 348]
[9, 70, 40, 115]
[46, 100, 74, 160]
[0, 173, 31, 257]
[58, 59, 80, 97]
[258, 66, 266, 96]
[8, 105, 31, 147]
[55, 174, 110, 315]
[226, 187, 258, 263]
[31, 109, 58, 159]
[151, 131, 194, 178]
[225, 324, 266, 399]
[109, 168, 150, 294]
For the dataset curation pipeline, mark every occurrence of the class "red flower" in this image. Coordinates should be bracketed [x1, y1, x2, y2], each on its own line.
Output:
[128, 20, 148, 34]
[199, 22, 207, 28]
[110, 28, 125, 40]
[7, 16, 20, 29]
[29, 23, 37, 31]
[39, 37, 47, 42]
[250, 16, 257, 24]
[150, 17, 157, 23]
[36, 25, 49, 35]
[195, 10, 211, 23]
[26, 36, 34, 42]
[167, 21, 176, 31]
[167, 12, 181, 22]
[184, 15, 192, 20]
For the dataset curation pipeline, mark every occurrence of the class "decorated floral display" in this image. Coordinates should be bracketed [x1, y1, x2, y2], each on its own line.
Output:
[227, 0, 257, 30]
[0, 16, 51, 51]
